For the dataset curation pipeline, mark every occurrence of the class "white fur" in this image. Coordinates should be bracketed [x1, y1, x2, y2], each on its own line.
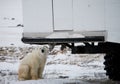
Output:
[18, 46, 49, 80]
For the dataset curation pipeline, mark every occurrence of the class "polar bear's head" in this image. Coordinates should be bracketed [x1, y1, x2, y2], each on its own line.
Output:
[39, 46, 49, 56]
[35, 46, 49, 57]
[40, 46, 49, 56]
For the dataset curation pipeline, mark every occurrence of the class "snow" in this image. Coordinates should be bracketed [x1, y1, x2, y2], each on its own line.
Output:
[44, 53, 106, 80]
[0, 45, 108, 84]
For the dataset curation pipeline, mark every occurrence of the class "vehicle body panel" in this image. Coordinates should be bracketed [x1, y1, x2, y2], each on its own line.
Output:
[22, 0, 120, 43]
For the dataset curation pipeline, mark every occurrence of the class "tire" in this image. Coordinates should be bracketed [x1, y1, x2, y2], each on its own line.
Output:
[104, 52, 120, 81]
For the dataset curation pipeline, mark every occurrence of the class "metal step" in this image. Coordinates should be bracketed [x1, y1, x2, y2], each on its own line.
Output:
[22, 36, 105, 44]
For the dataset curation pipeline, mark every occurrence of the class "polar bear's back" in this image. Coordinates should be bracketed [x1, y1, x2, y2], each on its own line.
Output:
[21, 50, 41, 65]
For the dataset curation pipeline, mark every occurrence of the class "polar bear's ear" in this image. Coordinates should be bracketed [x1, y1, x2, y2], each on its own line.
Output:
[43, 46, 49, 49]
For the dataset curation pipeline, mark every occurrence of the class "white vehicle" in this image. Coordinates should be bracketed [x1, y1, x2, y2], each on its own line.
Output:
[22, 0, 120, 81]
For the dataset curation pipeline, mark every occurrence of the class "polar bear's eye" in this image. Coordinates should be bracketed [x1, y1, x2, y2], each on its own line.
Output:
[41, 49, 44, 53]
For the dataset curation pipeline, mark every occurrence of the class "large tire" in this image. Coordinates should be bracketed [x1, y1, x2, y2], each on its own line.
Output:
[104, 52, 120, 81]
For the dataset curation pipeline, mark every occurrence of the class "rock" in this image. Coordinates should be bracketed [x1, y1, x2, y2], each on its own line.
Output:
[0, 57, 6, 61]
[59, 76, 69, 79]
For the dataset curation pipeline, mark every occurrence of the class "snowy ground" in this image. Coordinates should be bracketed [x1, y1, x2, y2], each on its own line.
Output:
[0, 45, 110, 84]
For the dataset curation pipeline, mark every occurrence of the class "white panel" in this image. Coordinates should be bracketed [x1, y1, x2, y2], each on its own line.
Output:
[54, 0, 73, 30]
[23, 0, 53, 32]
[73, 0, 105, 31]
[105, 0, 120, 42]
[22, 0, 120, 43]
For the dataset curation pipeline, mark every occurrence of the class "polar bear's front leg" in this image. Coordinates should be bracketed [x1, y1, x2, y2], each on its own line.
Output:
[30, 67, 39, 80]
[18, 64, 30, 80]
[38, 65, 45, 79]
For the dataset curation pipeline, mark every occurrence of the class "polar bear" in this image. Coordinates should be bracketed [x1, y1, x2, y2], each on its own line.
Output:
[18, 46, 49, 80]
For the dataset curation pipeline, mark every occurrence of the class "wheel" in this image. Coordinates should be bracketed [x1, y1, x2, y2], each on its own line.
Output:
[104, 52, 120, 81]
